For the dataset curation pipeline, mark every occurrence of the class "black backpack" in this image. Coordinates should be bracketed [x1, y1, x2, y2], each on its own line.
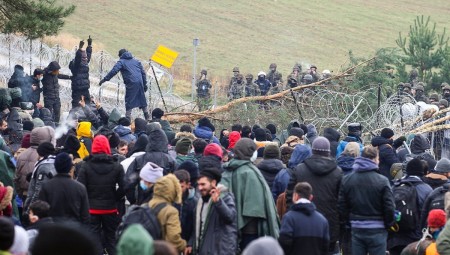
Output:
[393, 181, 419, 231]
[116, 203, 167, 239]
[429, 185, 450, 211]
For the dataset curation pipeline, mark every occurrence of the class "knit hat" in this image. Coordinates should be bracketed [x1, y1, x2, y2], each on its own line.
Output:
[254, 128, 267, 141]
[198, 117, 215, 132]
[139, 162, 163, 183]
[203, 143, 223, 160]
[427, 209, 446, 228]
[199, 156, 222, 173]
[263, 143, 281, 159]
[266, 124, 277, 135]
[108, 132, 121, 148]
[23, 120, 34, 131]
[406, 158, 425, 177]
[64, 135, 81, 155]
[0, 184, 13, 217]
[21, 133, 31, 148]
[0, 217, 14, 250]
[54, 152, 73, 174]
[312, 136, 331, 156]
[92, 135, 111, 155]
[10, 226, 29, 254]
[289, 127, 304, 139]
[280, 146, 294, 165]
[175, 138, 192, 155]
[118, 48, 127, 57]
[199, 166, 222, 183]
[299, 124, 308, 136]
[234, 138, 257, 160]
[178, 160, 199, 185]
[151, 108, 164, 119]
[228, 131, 241, 149]
[32, 118, 45, 128]
[118, 117, 131, 127]
[381, 128, 394, 139]
[343, 142, 360, 157]
[434, 158, 450, 173]
[37, 142, 55, 157]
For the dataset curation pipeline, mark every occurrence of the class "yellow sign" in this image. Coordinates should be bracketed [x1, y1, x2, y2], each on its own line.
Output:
[150, 45, 179, 68]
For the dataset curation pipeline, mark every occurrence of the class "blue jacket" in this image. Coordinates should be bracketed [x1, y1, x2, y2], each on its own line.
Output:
[336, 155, 355, 175]
[336, 136, 363, 158]
[193, 126, 219, 144]
[114, 125, 136, 143]
[279, 202, 329, 255]
[103, 52, 147, 110]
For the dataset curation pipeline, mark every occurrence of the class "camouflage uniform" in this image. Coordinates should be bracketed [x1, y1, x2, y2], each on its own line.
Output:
[228, 66, 240, 90]
[409, 69, 419, 88]
[244, 74, 260, 97]
[196, 70, 212, 111]
[267, 63, 283, 94]
[442, 83, 450, 103]
[414, 82, 428, 103]
[228, 74, 245, 100]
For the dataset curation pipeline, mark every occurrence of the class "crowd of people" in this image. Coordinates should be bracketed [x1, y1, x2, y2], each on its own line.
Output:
[3, 39, 450, 255]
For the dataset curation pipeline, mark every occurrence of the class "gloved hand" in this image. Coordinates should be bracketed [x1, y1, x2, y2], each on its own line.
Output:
[394, 210, 401, 222]
[393, 136, 407, 149]
[87, 35, 92, 46]
[144, 85, 148, 92]
[79, 40, 84, 49]
[99, 79, 105, 86]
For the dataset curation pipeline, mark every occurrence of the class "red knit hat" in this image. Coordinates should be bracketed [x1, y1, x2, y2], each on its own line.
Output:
[428, 209, 447, 228]
[228, 131, 241, 149]
[92, 135, 111, 155]
[203, 143, 223, 160]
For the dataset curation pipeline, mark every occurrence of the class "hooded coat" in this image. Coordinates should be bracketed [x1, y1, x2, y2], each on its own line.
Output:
[42, 61, 71, 99]
[279, 120, 302, 145]
[76, 122, 93, 158]
[102, 52, 147, 110]
[114, 125, 136, 143]
[125, 129, 176, 204]
[148, 174, 186, 252]
[305, 124, 318, 146]
[39, 108, 55, 128]
[70, 46, 92, 92]
[222, 159, 280, 239]
[133, 118, 147, 139]
[336, 155, 355, 174]
[8, 66, 32, 106]
[194, 125, 220, 144]
[323, 128, 341, 158]
[151, 118, 175, 142]
[117, 224, 154, 255]
[286, 154, 342, 246]
[15, 126, 55, 196]
[371, 136, 400, 180]
[410, 134, 437, 171]
[257, 159, 285, 190]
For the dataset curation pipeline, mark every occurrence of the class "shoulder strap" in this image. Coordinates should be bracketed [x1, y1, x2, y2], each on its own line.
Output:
[152, 203, 168, 216]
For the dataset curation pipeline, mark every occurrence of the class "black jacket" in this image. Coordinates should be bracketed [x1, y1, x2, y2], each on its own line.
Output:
[410, 134, 437, 171]
[30, 76, 42, 106]
[125, 128, 176, 204]
[70, 46, 92, 91]
[371, 136, 399, 181]
[257, 158, 285, 189]
[279, 202, 329, 255]
[77, 154, 125, 210]
[8, 66, 33, 106]
[38, 174, 90, 225]
[42, 61, 71, 99]
[323, 128, 341, 159]
[286, 154, 342, 245]
[338, 157, 395, 228]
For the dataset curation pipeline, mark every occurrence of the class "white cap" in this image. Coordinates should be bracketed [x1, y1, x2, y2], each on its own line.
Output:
[139, 162, 163, 183]
[322, 69, 331, 74]
[257, 71, 266, 76]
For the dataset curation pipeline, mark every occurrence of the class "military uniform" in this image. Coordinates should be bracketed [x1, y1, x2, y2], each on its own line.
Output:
[228, 66, 240, 91]
[267, 63, 283, 95]
[244, 74, 260, 97]
[414, 83, 428, 103]
[196, 70, 212, 111]
[228, 74, 245, 100]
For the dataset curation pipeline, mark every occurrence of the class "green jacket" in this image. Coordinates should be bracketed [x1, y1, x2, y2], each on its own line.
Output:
[437, 221, 450, 255]
[117, 224, 154, 255]
[221, 159, 280, 239]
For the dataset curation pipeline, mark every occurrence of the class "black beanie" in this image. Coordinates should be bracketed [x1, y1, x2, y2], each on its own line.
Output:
[64, 135, 81, 152]
[254, 128, 267, 141]
[54, 152, 72, 174]
[178, 160, 199, 185]
[199, 155, 222, 172]
[289, 127, 304, 139]
[198, 117, 215, 132]
[199, 166, 222, 183]
[151, 108, 164, 119]
[37, 142, 56, 157]
[23, 120, 34, 131]
[381, 128, 394, 139]
[234, 138, 257, 160]
[406, 158, 425, 177]
[299, 124, 308, 136]
[0, 217, 14, 250]
[266, 124, 277, 135]
[118, 117, 131, 127]
[264, 143, 281, 159]
[108, 132, 120, 148]
[118, 48, 127, 57]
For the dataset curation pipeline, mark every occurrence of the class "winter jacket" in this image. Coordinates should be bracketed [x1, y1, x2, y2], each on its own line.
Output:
[279, 202, 329, 255]
[389, 176, 432, 249]
[38, 173, 90, 225]
[279, 119, 302, 145]
[39, 108, 55, 128]
[77, 154, 125, 211]
[221, 159, 280, 238]
[422, 173, 449, 190]
[257, 159, 285, 190]
[336, 154, 355, 174]
[148, 174, 186, 252]
[151, 118, 175, 142]
[30, 76, 42, 106]
[42, 61, 71, 99]
[254, 77, 271, 96]
[371, 136, 400, 181]
[70, 46, 92, 91]
[305, 124, 318, 146]
[8, 66, 33, 106]
[420, 183, 449, 229]
[437, 221, 450, 255]
[114, 125, 136, 143]
[77, 122, 93, 158]
[15, 126, 55, 196]
[190, 185, 238, 255]
[323, 128, 341, 159]
[24, 156, 57, 213]
[120, 152, 145, 174]
[286, 154, 342, 245]
[126, 128, 176, 204]
[193, 125, 220, 144]
[336, 135, 363, 158]
[410, 134, 437, 171]
[176, 154, 198, 167]
[174, 188, 198, 242]
[102, 52, 147, 110]
[338, 157, 396, 229]
[116, 224, 154, 255]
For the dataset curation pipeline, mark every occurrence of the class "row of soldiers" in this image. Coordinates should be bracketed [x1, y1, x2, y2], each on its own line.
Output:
[399, 81, 450, 104]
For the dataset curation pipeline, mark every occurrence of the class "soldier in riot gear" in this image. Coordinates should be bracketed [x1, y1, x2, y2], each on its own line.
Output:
[228, 66, 240, 90]
[244, 74, 260, 97]
[414, 82, 428, 103]
[228, 74, 245, 100]
[196, 69, 212, 111]
[303, 74, 314, 85]
[287, 76, 298, 88]
[403, 83, 413, 95]
[442, 83, 450, 103]
[254, 71, 271, 96]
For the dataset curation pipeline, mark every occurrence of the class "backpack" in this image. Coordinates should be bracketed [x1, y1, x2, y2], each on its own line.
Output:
[393, 181, 419, 231]
[391, 153, 428, 179]
[116, 203, 167, 240]
[429, 184, 450, 211]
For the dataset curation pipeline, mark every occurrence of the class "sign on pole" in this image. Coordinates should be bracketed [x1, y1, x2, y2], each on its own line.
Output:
[150, 45, 179, 69]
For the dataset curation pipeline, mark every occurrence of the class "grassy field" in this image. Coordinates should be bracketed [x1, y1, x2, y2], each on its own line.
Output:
[57, 0, 450, 88]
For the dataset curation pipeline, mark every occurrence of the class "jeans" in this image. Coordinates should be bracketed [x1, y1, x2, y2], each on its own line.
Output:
[90, 213, 120, 255]
[352, 228, 387, 255]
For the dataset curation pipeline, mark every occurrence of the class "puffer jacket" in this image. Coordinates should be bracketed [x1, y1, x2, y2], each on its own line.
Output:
[24, 156, 57, 213]
[149, 174, 186, 252]
[114, 125, 136, 143]
[77, 121, 93, 157]
[336, 154, 355, 174]
[257, 158, 285, 189]
[70, 46, 92, 91]
[39, 108, 55, 128]
[125, 128, 176, 205]
[193, 125, 220, 144]
[8, 65, 33, 106]
[15, 126, 55, 196]
[42, 61, 71, 99]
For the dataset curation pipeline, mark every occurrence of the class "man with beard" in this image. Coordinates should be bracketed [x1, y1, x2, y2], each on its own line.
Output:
[185, 164, 237, 255]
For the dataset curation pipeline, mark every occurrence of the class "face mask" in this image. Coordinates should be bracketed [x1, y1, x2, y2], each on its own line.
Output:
[39, 76, 43, 81]
[250, 150, 258, 162]
[139, 180, 148, 191]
